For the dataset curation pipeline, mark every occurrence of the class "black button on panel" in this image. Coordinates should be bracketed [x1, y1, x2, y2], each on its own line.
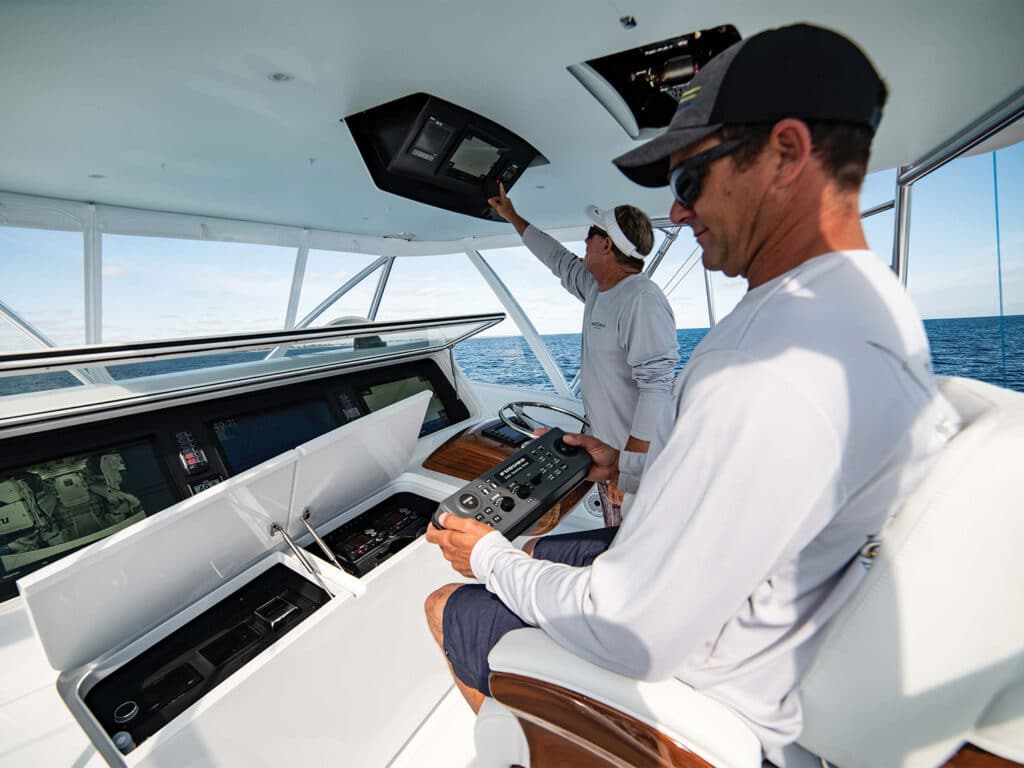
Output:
[499, 496, 515, 512]
[459, 493, 479, 510]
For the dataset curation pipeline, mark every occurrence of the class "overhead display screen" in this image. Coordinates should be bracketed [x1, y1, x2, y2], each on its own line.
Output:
[211, 400, 337, 474]
[0, 440, 177, 600]
[409, 116, 454, 162]
[446, 135, 503, 180]
[358, 375, 449, 435]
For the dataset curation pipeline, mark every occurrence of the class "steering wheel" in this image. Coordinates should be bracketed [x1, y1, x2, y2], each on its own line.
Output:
[498, 401, 590, 440]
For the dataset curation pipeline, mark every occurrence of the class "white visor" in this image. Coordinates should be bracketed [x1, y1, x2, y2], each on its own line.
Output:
[585, 205, 644, 259]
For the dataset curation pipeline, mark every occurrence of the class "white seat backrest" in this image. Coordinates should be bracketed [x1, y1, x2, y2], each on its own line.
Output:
[799, 377, 1024, 768]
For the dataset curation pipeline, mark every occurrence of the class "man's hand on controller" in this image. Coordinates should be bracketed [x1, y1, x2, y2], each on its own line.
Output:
[560, 433, 619, 484]
[426, 512, 495, 578]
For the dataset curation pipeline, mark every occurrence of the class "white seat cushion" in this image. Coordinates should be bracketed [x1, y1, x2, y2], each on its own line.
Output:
[799, 377, 1024, 767]
[486, 627, 761, 768]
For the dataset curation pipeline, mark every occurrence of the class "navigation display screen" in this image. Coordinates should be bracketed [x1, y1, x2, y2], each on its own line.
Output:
[409, 116, 454, 162]
[0, 440, 177, 600]
[211, 400, 337, 474]
[447, 135, 503, 180]
[359, 376, 449, 435]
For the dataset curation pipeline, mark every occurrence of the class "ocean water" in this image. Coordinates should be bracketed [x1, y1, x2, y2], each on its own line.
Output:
[2, 316, 1022, 397]
[455, 315, 1024, 395]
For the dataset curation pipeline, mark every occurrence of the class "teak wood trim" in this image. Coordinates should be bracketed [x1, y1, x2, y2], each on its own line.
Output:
[491, 670, 1020, 768]
[422, 419, 592, 536]
[942, 744, 1024, 768]
[489, 672, 715, 768]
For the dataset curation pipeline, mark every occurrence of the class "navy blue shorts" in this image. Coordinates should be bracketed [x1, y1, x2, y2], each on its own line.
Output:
[442, 525, 618, 696]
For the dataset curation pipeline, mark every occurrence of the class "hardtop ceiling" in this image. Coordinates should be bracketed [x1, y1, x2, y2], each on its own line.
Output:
[1, 0, 1022, 242]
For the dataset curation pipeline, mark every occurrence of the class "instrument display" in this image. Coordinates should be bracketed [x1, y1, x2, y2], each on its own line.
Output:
[0, 440, 176, 599]
[210, 400, 337, 474]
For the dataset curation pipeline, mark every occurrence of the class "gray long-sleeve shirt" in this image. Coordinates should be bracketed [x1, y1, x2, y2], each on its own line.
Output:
[522, 225, 678, 449]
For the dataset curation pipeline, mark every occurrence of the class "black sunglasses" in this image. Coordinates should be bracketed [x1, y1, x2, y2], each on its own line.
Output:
[586, 225, 608, 241]
[668, 138, 746, 209]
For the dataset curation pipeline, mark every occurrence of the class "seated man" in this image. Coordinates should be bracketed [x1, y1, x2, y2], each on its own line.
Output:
[425, 23, 960, 765]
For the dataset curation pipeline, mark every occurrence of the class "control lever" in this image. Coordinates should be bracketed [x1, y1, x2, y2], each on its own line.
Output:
[433, 427, 591, 539]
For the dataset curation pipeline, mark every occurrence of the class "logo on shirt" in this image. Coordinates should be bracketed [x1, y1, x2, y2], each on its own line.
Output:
[590, 321, 606, 329]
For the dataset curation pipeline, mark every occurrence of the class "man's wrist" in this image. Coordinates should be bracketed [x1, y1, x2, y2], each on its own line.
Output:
[469, 529, 512, 581]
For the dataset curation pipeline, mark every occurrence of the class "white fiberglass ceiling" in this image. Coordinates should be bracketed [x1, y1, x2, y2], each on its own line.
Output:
[0, 0, 1022, 241]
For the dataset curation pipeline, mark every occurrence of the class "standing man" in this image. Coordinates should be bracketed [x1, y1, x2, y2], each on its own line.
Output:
[426, 23, 960, 765]
[487, 185, 679, 523]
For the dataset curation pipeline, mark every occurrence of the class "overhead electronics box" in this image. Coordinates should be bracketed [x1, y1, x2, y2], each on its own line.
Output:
[345, 93, 548, 221]
[569, 25, 741, 139]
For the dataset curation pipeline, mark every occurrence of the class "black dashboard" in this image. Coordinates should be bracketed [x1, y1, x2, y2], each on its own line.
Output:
[0, 359, 468, 600]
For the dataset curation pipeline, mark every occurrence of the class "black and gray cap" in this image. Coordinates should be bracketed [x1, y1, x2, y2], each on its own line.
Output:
[613, 23, 887, 187]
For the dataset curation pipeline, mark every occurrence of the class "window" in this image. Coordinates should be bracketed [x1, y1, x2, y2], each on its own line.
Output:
[478, 241, 586, 390]
[647, 227, 710, 368]
[294, 250, 382, 326]
[906, 135, 1023, 392]
[863, 209, 895, 266]
[0, 227, 84, 351]
[860, 167, 897, 212]
[102, 235, 296, 342]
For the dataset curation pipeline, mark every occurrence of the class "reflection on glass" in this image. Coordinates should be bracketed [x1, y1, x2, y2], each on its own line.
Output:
[0, 441, 177, 598]
[359, 375, 449, 434]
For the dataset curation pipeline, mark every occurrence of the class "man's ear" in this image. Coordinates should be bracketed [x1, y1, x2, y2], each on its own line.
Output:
[768, 118, 812, 190]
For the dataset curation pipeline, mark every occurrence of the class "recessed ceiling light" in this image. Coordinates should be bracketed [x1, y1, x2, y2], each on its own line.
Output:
[268, 72, 294, 82]
[88, 174, 105, 179]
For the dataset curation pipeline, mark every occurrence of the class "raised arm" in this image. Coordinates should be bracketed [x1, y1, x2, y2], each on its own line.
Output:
[487, 181, 530, 236]
[488, 182, 596, 301]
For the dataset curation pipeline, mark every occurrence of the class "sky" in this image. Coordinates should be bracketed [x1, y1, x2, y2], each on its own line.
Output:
[1, 139, 1022, 351]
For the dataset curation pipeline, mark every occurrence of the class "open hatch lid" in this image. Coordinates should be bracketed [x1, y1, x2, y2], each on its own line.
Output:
[18, 391, 430, 673]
